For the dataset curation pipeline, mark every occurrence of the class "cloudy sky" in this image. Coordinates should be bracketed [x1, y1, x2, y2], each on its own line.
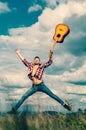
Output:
[0, 0, 86, 113]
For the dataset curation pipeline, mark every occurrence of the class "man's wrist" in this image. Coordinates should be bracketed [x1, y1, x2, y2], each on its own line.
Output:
[50, 50, 53, 54]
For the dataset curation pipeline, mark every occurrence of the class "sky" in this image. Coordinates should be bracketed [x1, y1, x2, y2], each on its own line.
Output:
[0, 0, 86, 113]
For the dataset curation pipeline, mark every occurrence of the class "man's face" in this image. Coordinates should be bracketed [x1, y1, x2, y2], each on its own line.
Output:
[34, 58, 40, 65]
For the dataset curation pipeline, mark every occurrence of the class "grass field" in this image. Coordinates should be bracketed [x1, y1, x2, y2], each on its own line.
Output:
[0, 109, 86, 130]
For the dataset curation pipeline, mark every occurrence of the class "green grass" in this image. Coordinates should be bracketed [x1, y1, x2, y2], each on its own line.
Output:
[0, 110, 86, 130]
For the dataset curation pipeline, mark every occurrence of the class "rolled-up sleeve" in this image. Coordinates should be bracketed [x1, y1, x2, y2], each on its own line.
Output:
[43, 59, 53, 68]
[22, 59, 30, 67]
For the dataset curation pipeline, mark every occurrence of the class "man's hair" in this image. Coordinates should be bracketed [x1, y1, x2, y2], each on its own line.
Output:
[34, 56, 40, 60]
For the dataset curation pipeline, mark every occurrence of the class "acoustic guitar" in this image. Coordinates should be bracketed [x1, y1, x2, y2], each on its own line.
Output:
[48, 24, 70, 58]
[53, 23, 70, 43]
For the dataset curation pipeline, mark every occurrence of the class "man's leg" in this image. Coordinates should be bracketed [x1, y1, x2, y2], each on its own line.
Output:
[39, 82, 72, 111]
[39, 83, 64, 105]
[7, 85, 36, 114]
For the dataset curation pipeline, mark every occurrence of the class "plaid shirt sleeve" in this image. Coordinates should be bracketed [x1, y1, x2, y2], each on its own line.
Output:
[22, 59, 30, 67]
[43, 59, 53, 68]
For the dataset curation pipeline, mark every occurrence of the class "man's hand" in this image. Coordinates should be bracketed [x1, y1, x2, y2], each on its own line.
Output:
[15, 49, 24, 61]
[16, 49, 20, 54]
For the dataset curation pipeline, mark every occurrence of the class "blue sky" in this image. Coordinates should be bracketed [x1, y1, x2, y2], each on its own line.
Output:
[0, 0, 86, 112]
[0, 0, 43, 34]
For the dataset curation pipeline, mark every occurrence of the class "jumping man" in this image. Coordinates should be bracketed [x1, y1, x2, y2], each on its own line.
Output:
[7, 48, 72, 114]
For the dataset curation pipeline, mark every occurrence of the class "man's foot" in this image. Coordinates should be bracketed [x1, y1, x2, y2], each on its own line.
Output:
[63, 103, 72, 111]
[7, 108, 16, 114]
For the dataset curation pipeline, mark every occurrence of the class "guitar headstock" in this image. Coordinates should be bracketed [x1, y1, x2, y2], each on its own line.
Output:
[53, 24, 70, 43]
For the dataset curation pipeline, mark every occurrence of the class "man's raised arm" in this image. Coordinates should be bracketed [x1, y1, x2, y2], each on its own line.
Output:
[48, 41, 57, 60]
[48, 50, 53, 60]
[16, 49, 24, 61]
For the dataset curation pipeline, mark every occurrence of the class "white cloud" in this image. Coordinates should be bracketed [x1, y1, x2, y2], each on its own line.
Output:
[28, 4, 42, 13]
[49, 61, 86, 82]
[0, 2, 10, 14]
[38, 0, 86, 31]
[68, 1, 86, 16]
[0, 71, 30, 87]
[54, 53, 77, 68]
[66, 86, 86, 94]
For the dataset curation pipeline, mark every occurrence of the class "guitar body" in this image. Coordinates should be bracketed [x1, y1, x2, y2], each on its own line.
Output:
[53, 24, 70, 43]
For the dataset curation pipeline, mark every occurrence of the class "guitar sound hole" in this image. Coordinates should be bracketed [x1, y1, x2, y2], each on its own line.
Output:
[57, 34, 61, 38]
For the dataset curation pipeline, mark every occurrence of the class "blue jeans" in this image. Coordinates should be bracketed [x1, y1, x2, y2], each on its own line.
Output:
[14, 82, 64, 110]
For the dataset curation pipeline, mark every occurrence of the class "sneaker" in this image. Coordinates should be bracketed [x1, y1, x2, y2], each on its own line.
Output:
[7, 108, 16, 114]
[63, 103, 72, 111]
